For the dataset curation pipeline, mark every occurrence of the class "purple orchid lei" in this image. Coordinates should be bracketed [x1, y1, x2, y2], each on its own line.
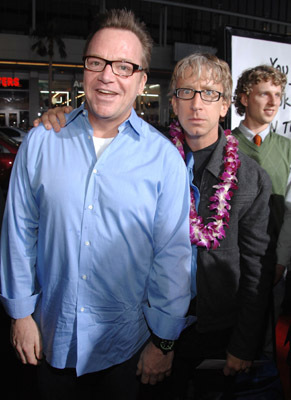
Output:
[169, 120, 241, 250]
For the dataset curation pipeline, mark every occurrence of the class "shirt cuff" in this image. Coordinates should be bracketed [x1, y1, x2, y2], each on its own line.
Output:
[143, 304, 197, 340]
[0, 293, 40, 319]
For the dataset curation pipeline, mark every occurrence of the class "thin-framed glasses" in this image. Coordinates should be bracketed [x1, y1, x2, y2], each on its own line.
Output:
[174, 88, 224, 102]
[83, 56, 144, 77]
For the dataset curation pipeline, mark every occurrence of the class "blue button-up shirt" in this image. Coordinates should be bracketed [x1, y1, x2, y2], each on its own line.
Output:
[0, 105, 192, 376]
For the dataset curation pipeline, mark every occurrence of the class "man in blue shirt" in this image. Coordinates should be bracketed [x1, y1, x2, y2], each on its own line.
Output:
[0, 9, 192, 400]
[35, 54, 274, 399]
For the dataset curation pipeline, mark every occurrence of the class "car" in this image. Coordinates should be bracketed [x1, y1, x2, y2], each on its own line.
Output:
[0, 132, 20, 194]
[0, 126, 27, 143]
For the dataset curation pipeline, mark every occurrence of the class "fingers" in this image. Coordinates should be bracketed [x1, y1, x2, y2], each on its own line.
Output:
[34, 334, 43, 362]
[224, 353, 252, 376]
[137, 365, 172, 385]
[33, 118, 41, 128]
[223, 365, 236, 376]
[223, 363, 252, 376]
[38, 105, 72, 132]
[10, 316, 43, 366]
[43, 110, 61, 132]
[136, 361, 171, 385]
[13, 343, 27, 364]
[136, 359, 142, 377]
[140, 371, 168, 385]
[136, 342, 173, 385]
[64, 105, 73, 114]
[53, 106, 72, 131]
[55, 109, 68, 129]
[13, 341, 40, 365]
[141, 372, 150, 385]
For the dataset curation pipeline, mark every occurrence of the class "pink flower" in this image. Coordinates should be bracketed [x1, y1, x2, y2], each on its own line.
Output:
[169, 121, 240, 250]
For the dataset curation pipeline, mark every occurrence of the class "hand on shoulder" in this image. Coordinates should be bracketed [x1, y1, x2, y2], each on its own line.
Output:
[33, 106, 73, 132]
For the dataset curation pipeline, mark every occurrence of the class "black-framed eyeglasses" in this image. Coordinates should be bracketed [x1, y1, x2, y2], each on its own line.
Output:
[174, 88, 224, 102]
[83, 56, 144, 77]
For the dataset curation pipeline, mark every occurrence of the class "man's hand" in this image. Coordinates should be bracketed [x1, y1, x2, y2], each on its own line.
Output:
[136, 341, 174, 385]
[33, 106, 73, 132]
[223, 352, 252, 376]
[10, 315, 43, 365]
[273, 263, 286, 285]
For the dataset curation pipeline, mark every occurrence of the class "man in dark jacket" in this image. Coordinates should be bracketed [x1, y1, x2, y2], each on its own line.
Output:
[163, 53, 274, 399]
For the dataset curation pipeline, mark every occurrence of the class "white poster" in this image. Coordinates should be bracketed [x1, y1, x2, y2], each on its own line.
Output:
[231, 35, 291, 138]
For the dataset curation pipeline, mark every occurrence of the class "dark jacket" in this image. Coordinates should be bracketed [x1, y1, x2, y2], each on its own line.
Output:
[195, 127, 273, 360]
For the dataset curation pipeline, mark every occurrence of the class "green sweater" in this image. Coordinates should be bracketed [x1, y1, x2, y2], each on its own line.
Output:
[232, 127, 291, 244]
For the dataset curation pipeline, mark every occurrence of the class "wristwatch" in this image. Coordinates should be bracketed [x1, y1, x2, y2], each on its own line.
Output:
[151, 334, 175, 354]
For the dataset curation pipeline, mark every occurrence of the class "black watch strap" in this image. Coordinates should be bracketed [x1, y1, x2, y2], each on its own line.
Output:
[151, 334, 175, 354]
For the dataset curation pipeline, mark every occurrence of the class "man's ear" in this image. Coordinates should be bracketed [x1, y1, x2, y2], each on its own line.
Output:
[240, 93, 248, 107]
[220, 99, 230, 119]
[171, 96, 177, 115]
[138, 73, 147, 95]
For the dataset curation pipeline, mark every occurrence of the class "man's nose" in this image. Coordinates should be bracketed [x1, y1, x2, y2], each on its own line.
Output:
[190, 92, 203, 108]
[99, 64, 115, 81]
[268, 94, 279, 105]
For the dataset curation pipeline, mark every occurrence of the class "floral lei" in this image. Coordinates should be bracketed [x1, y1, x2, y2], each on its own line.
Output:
[169, 120, 241, 250]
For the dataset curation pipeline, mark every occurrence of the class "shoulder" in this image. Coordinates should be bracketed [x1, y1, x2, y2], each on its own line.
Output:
[232, 127, 242, 136]
[17, 124, 47, 150]
[136, 117, 169, 142]
[271, 131, 291, 142]
[23, 124, 59, 149]
[25, 107, 84, 146]
[270, 131, 291, 148]
[237, 150, 272, 190]
[232, 127, 246, 144]
[136, 118, 184, 160]
[269, 132, 291, 160]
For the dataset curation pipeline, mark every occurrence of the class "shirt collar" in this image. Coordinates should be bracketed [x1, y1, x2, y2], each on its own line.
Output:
[239, 120, 270, 142]
[66, 103, 143, 138]
[65, 103, 86, 125]
[121, 108, 144, 137]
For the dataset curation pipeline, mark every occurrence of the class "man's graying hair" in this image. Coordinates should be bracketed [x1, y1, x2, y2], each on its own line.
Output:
[234, 65, 287, 116]
[170, 53, 233, 104]
[83, 9, 153, 71]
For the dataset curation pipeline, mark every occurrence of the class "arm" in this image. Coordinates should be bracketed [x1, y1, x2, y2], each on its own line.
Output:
[33, 106, 73, 132]
[275, 172, 291, 279]
[143, 155, 192, 338]
[138, 150, 192, 382]
[1, 136, 41, 360]
[227, 168, 273, 361]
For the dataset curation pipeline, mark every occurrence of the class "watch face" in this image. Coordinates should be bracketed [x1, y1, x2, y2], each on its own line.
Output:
[160, 340, 175, 352]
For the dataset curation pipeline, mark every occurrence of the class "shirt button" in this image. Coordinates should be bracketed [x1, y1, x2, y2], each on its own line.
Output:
[88, 205, 93, 210]
[82, 274, 87, 280]
[80, 307, 85, 312]
[85, 241, 90, 246]
[93, 169, 97, 174]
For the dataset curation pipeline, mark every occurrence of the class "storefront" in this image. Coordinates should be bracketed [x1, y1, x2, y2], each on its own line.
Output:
[0, 74, 30, 130]
[0, 64, 170, 132]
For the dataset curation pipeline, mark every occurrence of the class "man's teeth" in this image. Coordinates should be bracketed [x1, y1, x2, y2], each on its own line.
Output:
[98, 89, 114, 94]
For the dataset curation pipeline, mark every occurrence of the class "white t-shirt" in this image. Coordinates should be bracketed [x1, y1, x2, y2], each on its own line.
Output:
[93, 136, 114, 159]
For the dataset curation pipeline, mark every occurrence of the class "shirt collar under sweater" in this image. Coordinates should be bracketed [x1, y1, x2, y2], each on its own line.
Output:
[239, 121, 270, 142]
